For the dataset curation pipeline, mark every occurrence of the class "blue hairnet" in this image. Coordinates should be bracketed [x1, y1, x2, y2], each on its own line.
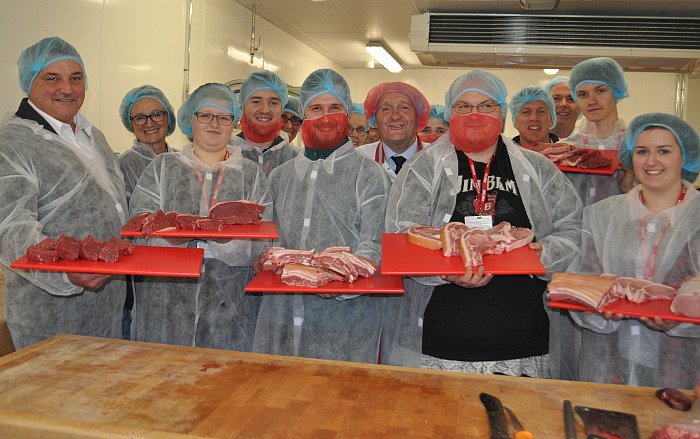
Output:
[444, 69, 508, 122]
[351, 102, 364, 116]
[119, 85, 176, 135]
[18, 36, 87, 94]
[620, 112, 700, 183]
[428, 104, 449, 127]
[284, 95, 303, 120]
[569, 57, 628, 103]
[508, 86, 556, 129]
[177, 83, 240, 141]
[545, 75, 569, 92]
[300, 69, 352, 115]
[239, 71, 289, 109]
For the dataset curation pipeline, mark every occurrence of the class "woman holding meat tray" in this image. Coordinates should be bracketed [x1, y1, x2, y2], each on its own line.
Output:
[565, 113, 700, 389]
[129, 83, 271, 351]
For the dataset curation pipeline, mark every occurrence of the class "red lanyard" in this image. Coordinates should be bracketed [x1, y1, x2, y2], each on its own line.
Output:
[194, 150, 230, 208]
[467, 152, 496, 215]
[374, 138, 423, 164]
[638, 185, 687, 280]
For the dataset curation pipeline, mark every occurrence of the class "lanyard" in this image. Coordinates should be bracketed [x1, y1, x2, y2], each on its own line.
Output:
[194, 150, 230, 209]
[638, 185, 686, 280]
[373, 138, 423, 164]
[467, 152, 496, 215]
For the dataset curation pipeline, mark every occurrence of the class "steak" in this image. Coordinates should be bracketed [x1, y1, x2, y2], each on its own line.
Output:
[407, 225, 444, 250]
[57, 234, 81, 261]
[311, 251, 358, 282]
[441, 222, 469, 257]
[141, 210, 175, 235]
[579, 154, 612, 169]
[80, 235, 105, 261]
[26, 245, 60, 263]
[122, 212, 149, 232]
[99, 240, 120, 263]
[262, 247, 315, 273]
[176, 214, 205, 230]
[195, 218, 226, 231]
[280, 263, 335, 288]
[108, 236, 135, 256]
[208, 200, 264, 225]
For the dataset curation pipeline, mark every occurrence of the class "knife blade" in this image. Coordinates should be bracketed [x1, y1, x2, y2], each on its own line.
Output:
[564, 399, 577, 439]
[503, 406, 534, 439]
[479, 392, 510, 439]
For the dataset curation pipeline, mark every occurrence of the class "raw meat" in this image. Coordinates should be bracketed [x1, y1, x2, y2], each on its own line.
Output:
[459, 229, 491, 267]
[80, 235, 105, 262]
[37, 237, 58, 249]
[547, 273, 617, 310]
[407, 225, 443, 250]
[505, 227, 535, 252]
[656, 388, 693, 411]
[122, 212, 149, 232]
[108, 236, 134, 256]
[578, 153, 612, 169]
[338, 253, 376, 278]
[175, 214, 205, 230]
[26, 245, 59, 263]
[262, 247, 315, 273]
[322, 246, 352, 254]
[650, 425, 700, 439]
[195, 218, 226, 231]
[98, 240, 120, 263]
[208, 200, 264, 225]
[441, 222, 469, 257]
[57, 234, 81, 260]
[311, 251, 358, 282]
[671, 273, 700, 318]
[527, 144, 612, 170]
[141, 210, 176, 235]
[280, 263, 335, 288]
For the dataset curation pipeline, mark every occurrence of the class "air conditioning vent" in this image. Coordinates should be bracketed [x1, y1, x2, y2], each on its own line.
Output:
[410, 13, 700, 73]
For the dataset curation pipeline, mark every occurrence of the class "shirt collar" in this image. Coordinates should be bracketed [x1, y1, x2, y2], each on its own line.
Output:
[27, 99, 92, 137]
[383, 137, 418, 160]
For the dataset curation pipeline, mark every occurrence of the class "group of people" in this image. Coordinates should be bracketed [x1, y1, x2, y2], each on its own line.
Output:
[1, 36, 698, 391]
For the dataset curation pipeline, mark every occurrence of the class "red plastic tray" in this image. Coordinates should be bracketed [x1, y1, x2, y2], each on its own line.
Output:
[244, 269, 404, 294]
[380, 233, 546, 276]
[548, 298, 700, 324]
[10, 246, 204, 278]
[553, 149, 621, 176]
[121, 221, 278, 239]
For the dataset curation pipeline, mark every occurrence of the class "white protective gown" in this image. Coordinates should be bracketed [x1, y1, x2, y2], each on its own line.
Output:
[253, 140, 391, 363]
[118, 139, 176, 206]
[230, 135, 298, 177]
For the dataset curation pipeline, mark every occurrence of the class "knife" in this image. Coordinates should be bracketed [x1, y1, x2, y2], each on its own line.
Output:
[503, 405, 534, 439]
[564, 399, 577, 439]
[479, 393, 511, 439]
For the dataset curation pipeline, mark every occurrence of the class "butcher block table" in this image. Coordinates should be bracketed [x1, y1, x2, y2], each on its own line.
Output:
[0, 335, 674, 438]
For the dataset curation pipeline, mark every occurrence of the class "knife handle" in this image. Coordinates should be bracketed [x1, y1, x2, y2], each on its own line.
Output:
[515, 431, 534, 439]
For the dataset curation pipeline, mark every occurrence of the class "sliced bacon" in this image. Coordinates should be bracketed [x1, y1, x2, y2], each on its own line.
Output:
[280, 264, 335, 288]
[311, 251, 358, 282]
[547, 273, 617, 310]
[262, 247, 315, 274]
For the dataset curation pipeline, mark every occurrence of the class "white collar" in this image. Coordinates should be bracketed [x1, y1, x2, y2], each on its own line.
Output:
[382, 137, 419, 160]
[28, 99, 92, 137]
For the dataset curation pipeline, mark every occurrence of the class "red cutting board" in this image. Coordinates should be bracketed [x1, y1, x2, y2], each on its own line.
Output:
[121, 221, 278, 239]
[554, 149, 621, 175]
[548, 298, 700, 324]
[244, 269, 404, 294]
[10, 246, 204, 278]
[380, 233, 546, 276]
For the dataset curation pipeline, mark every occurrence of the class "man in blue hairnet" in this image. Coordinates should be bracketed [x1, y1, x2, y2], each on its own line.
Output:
[546, 76, 579, 140]
[0, 37, 128, 349]
[509, 85, 559, 146]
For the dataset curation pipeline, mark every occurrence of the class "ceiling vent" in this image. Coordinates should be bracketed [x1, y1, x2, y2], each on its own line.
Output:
[409, 13, 700, 73]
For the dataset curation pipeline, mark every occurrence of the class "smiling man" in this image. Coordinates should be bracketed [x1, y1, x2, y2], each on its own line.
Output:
[0, 37, 128, 349]
[357, 82, 430, 182]
[509, 85, 558, 146]
[546, 76, 580, 140]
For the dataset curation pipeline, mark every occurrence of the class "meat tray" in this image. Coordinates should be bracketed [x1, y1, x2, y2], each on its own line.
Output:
[244, 269, 405, 294]
[10, 246, 204, 278]
[380, 233, 546, 276]
[553, 149, 621, 176]
[548, 298, 700, 324]
[121, 221, 278, 239]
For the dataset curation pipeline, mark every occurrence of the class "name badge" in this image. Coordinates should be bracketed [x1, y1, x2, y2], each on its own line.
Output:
[464, 215, 493, 229]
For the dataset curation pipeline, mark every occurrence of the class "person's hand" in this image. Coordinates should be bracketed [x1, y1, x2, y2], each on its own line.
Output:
[441, 265, 493, 288]
[318, 293, 340, 299]
[639, 316, 680, 332]
[209, 238, 232, 244]
[252, 253, 265, 274]
[602, 311, 626, 321]
[529, 242, 543, 257]
[67, 272, 112, 291]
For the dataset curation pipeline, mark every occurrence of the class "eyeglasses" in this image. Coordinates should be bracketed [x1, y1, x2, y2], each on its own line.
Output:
[131, 111, 166, 126]
[348, 126, 366, 135]
[195, 112, 234, 126]
[452, 102, 500, 115]
[282, 114, 302, 126]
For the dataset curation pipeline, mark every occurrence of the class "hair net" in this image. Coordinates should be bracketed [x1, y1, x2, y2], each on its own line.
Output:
[508, 86, 556, 129]
[569, 57, 628, 103]
[427, 104, 449, 126]
[177, 83, 239, 141]
[619, 112, 700, 182]
[283, 95, 302, 120]
[363, 82, 430, 130]
[300, 69, 352, 115]
[444, 69, 508, 122]
[119, 85, 176, 135]
[239, 71, 289, 109]
[18, 36, 87, 94]
[351, 102, 364, 116]
[545, 75, 569, 92]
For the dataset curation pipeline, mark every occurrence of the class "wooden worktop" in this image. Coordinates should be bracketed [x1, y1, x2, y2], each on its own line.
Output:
[0, 335, 685, 438]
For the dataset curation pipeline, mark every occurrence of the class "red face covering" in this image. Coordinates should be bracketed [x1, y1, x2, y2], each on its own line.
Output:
[449, 113, 503, 153]
[301, 112, 349, 150]
[240, 114, 284, 143]
[418, 132, 442, 144]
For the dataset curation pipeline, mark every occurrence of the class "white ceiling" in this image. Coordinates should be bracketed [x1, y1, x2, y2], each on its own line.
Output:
[232, 0, 700, 71]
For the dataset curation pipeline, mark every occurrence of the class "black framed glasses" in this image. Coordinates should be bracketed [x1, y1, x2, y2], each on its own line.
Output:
[452, 102, 500, 114]
[131, 111, 166, 126]
[282, 114, 302, 126]
[194, 112, 234, 126]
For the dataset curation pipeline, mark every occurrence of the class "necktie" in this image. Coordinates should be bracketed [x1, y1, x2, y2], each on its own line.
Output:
[392, 155, 407, 174]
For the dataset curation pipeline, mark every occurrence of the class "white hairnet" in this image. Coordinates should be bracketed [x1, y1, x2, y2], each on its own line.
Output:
[300, 69, 352, 115]
[508, 86, 556, 129]
[284, 95, 303, 120]
[569, 57, 628, 103]
[444, 69, 508, 122]
[620, 112, 700, 182]
[119, 85, 176, 135]
[239, 71, 289, 108]
[177, 83, 239, 141]
[18, 36, 87, 94]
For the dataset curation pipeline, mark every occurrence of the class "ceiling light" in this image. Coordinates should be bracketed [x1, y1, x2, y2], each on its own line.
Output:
[543, 68, 559, 75]
[365, 42, 402, 73]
